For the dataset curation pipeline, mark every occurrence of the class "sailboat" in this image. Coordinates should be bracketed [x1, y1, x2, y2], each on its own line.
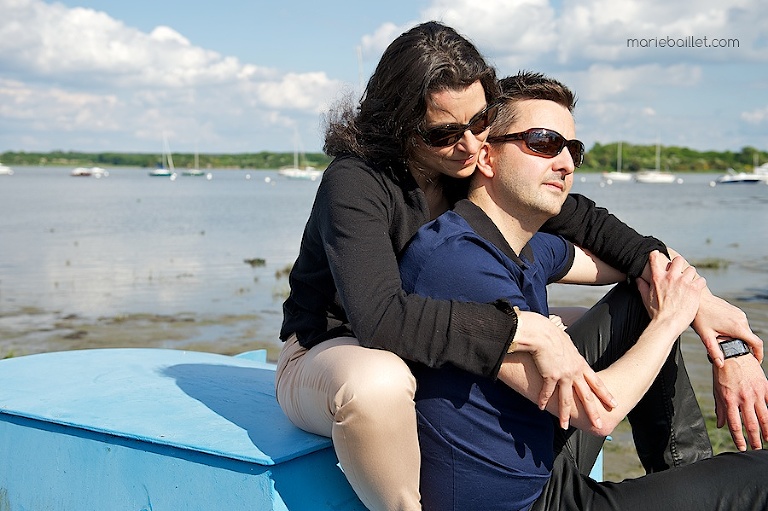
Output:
[183, 145, 206, 177]
[278, 129, 323, 181]
[601, 141, 632, 182]
[634, 138, 678, 184]
[149, 134, 177, 178]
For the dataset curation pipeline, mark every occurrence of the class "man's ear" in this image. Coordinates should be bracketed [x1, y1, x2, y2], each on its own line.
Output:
[476, 142, 495, 178]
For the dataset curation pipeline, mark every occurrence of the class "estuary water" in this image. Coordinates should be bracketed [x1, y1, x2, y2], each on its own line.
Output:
[0, 167, 767, 357]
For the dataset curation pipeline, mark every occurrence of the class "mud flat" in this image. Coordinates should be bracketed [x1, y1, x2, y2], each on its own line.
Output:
[0, 306, 283, 361]
[603, 297, 768, 481]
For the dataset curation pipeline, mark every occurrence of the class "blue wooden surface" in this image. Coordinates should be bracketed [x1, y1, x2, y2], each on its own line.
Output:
[0, 348, 367, 510]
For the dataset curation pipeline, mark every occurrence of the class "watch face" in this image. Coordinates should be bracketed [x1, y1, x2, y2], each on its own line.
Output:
[721, 339, 750, 359]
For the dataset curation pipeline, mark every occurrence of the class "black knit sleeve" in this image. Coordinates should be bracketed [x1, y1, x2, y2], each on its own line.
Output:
[541, 194, 668, 278]
[290, 159, 517, 378]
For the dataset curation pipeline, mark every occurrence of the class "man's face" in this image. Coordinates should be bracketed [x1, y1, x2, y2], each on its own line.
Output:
[488, 99, 576, 222]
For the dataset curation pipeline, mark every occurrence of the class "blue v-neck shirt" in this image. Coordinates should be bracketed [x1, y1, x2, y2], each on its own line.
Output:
[399, 199, 575, 511]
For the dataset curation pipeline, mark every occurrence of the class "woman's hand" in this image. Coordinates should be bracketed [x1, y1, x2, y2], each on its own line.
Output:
[510, 310, 616, 430]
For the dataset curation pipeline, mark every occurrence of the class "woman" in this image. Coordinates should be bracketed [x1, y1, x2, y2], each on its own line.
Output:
[275, 21, 759, 511]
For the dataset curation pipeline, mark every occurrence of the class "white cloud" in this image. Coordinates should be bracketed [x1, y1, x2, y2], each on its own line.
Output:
[552, 0, 768, 65]
[567, 63, 702, 102]
[360, 22, 405, 57]
[0, 0, 344, 152]
[741, 105, 768, 124]
[422, 0, 558, 69]
[1, 0, 767, 153]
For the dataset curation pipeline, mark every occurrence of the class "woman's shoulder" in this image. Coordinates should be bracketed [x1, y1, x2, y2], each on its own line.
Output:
[322, 154, 407, 193]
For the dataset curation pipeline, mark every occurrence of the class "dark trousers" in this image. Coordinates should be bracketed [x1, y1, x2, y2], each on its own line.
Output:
[532, 449, 768, 511]
[531, 282, 768, 510]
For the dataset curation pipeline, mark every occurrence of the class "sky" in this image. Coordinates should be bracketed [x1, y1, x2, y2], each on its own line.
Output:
[1, 0, 767, 156]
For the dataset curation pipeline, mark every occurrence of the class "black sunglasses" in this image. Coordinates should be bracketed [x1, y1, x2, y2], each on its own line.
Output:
[487, 128, 585, 167]
[418, 103, 499, 147]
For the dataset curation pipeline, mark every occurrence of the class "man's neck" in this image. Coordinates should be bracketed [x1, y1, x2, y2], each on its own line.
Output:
[468, 190, 547, 254]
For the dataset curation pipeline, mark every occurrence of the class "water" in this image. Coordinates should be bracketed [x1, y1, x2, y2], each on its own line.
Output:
[1, 167, 767, 356]
[550, 173, 768, 306]
[0, 167, 320, 352]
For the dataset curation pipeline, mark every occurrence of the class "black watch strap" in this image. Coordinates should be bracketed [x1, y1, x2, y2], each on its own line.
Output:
[708, 339, 751, 363]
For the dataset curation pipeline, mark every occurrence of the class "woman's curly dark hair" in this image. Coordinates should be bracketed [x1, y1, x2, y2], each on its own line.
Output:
[323, 21, 499, 170]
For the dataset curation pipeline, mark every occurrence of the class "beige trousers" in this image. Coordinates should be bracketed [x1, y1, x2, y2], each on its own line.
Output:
[275, 334, 421, 511]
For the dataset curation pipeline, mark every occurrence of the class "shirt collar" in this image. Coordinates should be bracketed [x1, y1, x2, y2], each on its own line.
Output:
[452, 199, 535, 266]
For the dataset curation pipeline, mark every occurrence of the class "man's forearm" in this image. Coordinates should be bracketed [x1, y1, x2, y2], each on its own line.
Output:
[499, 318, 681, 436]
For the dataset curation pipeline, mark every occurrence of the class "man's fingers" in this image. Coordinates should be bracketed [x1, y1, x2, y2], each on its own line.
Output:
[727, 408, 748, 452]
[757, 404, 768, 444]
[741, 402, 767, 450]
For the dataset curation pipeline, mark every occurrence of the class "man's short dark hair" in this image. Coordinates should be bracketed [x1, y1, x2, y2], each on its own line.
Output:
[490, 71, 577, 138]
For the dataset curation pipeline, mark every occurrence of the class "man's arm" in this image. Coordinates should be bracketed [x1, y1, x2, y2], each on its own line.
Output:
[500, 253, 705, 436]
[638, 248, 767, 450]
[557, 247, 625, 285]
[504, 310, 615, 431]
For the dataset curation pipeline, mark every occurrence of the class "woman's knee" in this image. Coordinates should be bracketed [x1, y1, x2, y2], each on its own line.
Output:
[342, 350, 415, 401]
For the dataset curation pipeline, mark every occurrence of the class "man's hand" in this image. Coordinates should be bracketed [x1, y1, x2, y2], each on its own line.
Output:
[636, 252, 706, 331]
[713, 354, 768, 450]
[693, 290, 764, 366]
[510, 310, 616, 430]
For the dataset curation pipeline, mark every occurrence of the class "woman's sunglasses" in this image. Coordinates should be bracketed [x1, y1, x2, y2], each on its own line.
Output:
[487, 128, 585, 167]
[418, 103, 499, 147]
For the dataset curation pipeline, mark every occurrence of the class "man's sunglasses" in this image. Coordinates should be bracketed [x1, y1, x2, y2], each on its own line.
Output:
[487, 128, 585, 167]
[418, 103, 499, 147]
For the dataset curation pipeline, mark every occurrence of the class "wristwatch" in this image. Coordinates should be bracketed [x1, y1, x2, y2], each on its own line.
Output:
[707, 339, 751, 363]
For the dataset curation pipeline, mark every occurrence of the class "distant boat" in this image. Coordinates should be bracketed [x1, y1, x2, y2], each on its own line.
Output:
[150, 134, 177, 178]
[0, 163, 14, 175]
[182, 146, 206, 177]
[278, 128, 323, 181]
[715, 168, 767, 185]
[278, 167, 323, 181]
[71, 166, 108, 178]
[754, 161, 768, 179]
[601, 141, 632, 182]
[635, 170, 678, 184]
[634, 139, 680, 184]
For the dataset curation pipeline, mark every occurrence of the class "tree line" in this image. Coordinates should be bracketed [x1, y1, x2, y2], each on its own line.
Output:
[2, 143, 766, 172]
[582, 143, 767, 172]
[0, 150, 332, 170]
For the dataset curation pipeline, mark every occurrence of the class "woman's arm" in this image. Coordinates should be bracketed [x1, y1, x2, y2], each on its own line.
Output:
[542, 194, 667, 278]
[308, 160, 516, 377]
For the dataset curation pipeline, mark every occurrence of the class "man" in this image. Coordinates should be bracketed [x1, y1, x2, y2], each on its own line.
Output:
[399, 71, 768, 510]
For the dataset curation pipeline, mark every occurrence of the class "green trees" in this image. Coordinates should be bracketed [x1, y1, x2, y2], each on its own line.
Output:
[0, 150, 332, 170]
[581, 143, 767, 172]
[1, 144, 766, 173]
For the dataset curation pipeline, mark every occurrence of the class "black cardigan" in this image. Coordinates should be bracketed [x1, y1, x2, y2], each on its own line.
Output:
[281, 154, 665, 378]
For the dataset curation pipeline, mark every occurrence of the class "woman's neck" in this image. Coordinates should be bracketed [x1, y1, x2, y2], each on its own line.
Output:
[410, 167, 449, 219]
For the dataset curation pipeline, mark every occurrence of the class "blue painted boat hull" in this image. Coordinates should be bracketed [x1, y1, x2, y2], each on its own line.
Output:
[0, 348, 366, 510]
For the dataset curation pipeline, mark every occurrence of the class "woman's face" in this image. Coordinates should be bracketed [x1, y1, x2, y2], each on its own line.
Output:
[411, 80, 491, 181]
